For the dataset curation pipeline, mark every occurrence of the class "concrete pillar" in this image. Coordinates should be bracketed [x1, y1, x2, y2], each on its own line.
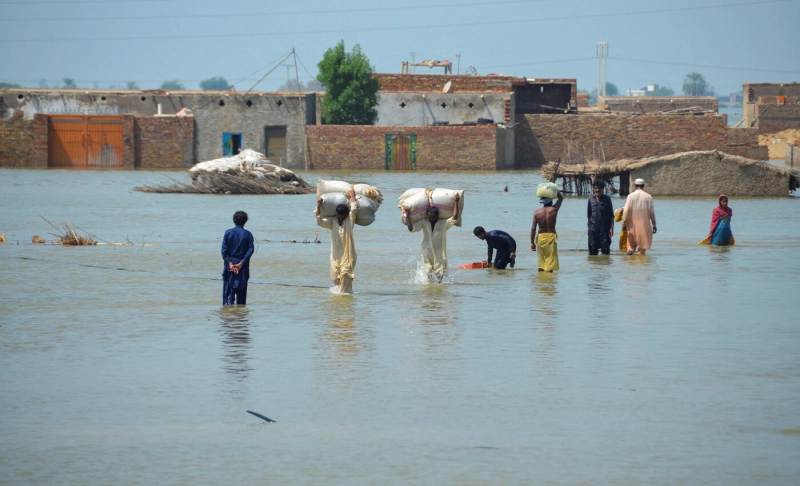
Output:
[787, 145, 799, 167]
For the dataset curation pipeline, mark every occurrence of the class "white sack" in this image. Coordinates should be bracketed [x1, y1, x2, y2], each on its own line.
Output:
[316, 179, 384, 208]
[398, 188, 465, 227]
[317, 193, 378, 227]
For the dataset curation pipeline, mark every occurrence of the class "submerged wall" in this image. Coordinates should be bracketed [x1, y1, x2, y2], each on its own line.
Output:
[306, 124, 507, 170]
[134, 117, 195, 169]
[625, 151, 796, 197]
[515, 113, 767, 168]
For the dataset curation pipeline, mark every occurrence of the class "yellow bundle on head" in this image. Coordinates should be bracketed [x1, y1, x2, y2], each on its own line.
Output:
[536, 182, 558, 199]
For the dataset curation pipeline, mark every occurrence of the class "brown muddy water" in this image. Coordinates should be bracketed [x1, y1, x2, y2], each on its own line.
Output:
[1, 168, 799, 485]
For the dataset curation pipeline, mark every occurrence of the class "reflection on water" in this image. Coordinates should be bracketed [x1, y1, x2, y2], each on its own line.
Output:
[398, 285, 463, 381]
[313, 294, 375, 384]
[533, 271, 558, 318]
[586, 255, 613, 296]
[621, 255, 655, 324]
[217, 306, 253, 390]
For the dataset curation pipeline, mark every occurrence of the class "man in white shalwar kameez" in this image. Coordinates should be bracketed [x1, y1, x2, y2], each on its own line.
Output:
[316, 189, 358, 294]
[403, 194, 460, 283]
[622, 178, 657, 255]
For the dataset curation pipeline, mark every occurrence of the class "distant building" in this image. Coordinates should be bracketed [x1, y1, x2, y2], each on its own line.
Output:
[741, 82, 800, 131]
[0, 88, 316, 169]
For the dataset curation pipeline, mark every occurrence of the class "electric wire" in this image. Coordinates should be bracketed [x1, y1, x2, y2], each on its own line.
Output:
[1, 0, 795, 43]
[2, 0, 559, 21]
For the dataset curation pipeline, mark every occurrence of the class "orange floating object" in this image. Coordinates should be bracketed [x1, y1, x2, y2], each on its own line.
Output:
[456, 261, 489, 269]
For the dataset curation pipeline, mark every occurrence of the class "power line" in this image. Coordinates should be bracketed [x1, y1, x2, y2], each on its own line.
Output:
[612, 57, 800, 75]
[295, 52, 320, 84]
[2, 0, 556, 22]
[1, 0, 795, 43]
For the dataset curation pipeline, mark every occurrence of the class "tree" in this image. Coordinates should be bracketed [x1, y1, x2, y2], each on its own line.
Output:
[63, 78, 77, 88]
[160, 80, 185, 90]
[603, 81, 619, 96]
[277, 79, 325, 92]
[647, 86, 675, 97]
[199, 76, 229, 91]
[682, 72, 708, 96]
[39, 78, 48, 88]
[0, 82, 21, 88]
[126, 81, 140, 89]
[317, 40, 380, 125]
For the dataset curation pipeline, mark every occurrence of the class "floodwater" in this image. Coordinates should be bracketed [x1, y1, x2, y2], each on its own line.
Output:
[1, 168, 799, 485]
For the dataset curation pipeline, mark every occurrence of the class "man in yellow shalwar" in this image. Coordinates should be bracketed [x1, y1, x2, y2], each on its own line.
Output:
[316, 189, 358, 294]
[403, 194, 460, 283]
[531, 190, 563, 272]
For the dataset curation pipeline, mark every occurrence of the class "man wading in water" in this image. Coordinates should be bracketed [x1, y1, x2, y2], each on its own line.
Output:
[403, 194, 460, 283]
[316, 189, 358, 294]
[531, 191, 563, 272]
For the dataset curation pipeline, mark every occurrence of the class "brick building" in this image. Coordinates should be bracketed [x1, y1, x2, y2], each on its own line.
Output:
[0, 88, 315, 169]
[742, 82, 800, 132]
[0, 75, 771, 170]
[598, 96, 718, 114]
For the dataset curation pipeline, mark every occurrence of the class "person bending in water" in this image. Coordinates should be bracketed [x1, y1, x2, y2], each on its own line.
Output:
[531, 191, 563, 272]
[403, 194, 460, 283]
[316, 189, 358, 294]
[708, 194, 733, 246]
[221, 210, 255, 305]
[473, 226, 516, 269]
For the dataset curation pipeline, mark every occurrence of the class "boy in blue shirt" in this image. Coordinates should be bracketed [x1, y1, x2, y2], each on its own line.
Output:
[221, 211, 254, 305]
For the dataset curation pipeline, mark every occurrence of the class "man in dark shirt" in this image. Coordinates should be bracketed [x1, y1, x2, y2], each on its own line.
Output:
[473, 226, 516, 269]
[221, 210, 255, 305]
[586, 180, 615, 255]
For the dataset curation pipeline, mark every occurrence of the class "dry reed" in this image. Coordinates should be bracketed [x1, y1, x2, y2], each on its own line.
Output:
[40, 216, 98, 246]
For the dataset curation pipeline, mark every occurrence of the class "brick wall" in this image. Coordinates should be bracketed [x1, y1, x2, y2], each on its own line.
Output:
[515, 113, 767, 168]
[375, 74, 522, 93]
[725, 127, 766, 160]
[754, 97, 800, 133]
[135, 116, 195, 168]
[0, 111, 47, 167]
[599, 96, 718, 114]
[743, 83, 800, 104]
[577, 93, 589, 108]
[306, 125, 500, 170]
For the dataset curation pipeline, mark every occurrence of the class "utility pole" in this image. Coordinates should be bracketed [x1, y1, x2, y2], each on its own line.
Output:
[456, 53, 461, 75]
[281, 64, 296, 90]
[597, 41, 608, 99]
[410, 52, 416, 74]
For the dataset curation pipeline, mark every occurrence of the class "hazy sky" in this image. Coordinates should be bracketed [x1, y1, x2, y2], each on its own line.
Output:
[1, 0, 799, 95]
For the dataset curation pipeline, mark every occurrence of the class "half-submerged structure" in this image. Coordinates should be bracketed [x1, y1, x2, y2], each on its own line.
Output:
[134, 149, 314, 194]
[543, 150, 800, 197]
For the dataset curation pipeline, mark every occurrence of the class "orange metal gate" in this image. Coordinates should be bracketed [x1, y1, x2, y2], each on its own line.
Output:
[48, 116, 124, 168]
